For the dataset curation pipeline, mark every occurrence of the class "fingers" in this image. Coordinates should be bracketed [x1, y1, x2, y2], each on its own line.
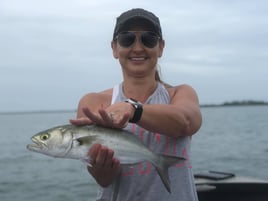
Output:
[74, 106, 129, 129]
[99, 109, 114, 127]
[83, 107, 102, 123]
[113, 113, 130, 128]
[87, 145, 121, 187]
[95, 146, 114, 167]
[70, 108, 112, 127]
[88, 144, 101, 165]
[88, 144, 115, 168]
[112, 158, 120, 169]
[84, 107, 119, 128]
[69, 117, 92, 126]
[98, 108, 130, 128]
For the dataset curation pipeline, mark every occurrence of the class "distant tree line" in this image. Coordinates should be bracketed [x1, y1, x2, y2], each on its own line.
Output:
[222, 100, 268, 106]
[201, 100, 268, 107]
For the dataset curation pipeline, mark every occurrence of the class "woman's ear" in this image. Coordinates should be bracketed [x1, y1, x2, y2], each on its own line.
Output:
[111, 41, 119, 59]
[158, 39, 165, 57]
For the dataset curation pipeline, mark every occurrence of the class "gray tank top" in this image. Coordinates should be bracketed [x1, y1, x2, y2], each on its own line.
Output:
[95, 82, 198, 201]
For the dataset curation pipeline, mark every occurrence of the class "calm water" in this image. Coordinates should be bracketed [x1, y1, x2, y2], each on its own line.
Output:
[0, 106, 268, 201]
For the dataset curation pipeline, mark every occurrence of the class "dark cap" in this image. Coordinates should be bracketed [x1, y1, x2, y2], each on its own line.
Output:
[113, 8, 162, 40]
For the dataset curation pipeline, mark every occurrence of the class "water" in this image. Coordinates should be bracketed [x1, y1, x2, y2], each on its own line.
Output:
[191, 106, 268, 179]
[0, 106, 268, 201]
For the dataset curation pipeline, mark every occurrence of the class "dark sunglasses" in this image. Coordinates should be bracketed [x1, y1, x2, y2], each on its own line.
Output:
[115, 31, 160, 48]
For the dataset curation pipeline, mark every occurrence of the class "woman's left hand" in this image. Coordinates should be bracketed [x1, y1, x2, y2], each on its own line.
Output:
[84, 105, 131, 128]
[70, 103, 132, 129]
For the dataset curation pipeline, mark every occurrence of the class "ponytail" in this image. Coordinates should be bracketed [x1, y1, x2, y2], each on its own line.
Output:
[155, 70, 162, 83]
[155, 64, 173, 87]
[155, 64, 162, 83]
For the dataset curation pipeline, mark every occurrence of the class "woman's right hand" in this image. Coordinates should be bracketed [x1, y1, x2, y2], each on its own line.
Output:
[69, 116, 93, 126]
[87, 144, 121, 187]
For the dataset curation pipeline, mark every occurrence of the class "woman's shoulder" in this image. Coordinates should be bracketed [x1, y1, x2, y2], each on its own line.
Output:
[165, 83, 198, 100]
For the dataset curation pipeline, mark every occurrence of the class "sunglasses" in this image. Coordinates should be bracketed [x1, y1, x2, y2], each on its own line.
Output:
[115, 31, 160, 48]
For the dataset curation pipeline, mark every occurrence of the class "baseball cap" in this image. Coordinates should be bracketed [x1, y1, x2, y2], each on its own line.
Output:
[113, 8, 162, 40]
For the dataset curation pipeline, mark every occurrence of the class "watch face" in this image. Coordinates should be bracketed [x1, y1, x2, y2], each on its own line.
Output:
[133, 104, 138, 109]
[130, 100, 136, 104]
[126, 98, 142, 108]
[127, 98, 136, 104]
[129, 98, 137, 103]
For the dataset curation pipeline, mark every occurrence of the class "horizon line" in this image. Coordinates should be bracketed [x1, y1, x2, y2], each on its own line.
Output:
[1, 100, 268, 114]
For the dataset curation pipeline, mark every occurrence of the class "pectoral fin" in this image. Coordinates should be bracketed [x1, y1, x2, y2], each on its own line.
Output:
[73, 135, 98, 146]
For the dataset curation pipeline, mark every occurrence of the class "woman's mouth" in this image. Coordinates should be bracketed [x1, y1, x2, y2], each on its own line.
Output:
[129, 57, 147, 61]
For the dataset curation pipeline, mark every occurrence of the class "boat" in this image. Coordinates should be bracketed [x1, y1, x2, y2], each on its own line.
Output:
[195, 171, 268, 201]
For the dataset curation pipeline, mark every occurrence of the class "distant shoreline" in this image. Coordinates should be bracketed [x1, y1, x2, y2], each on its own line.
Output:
[0, 109, 76, 115]
[201, 100, 268, 107]
[0, 100, 268, 114]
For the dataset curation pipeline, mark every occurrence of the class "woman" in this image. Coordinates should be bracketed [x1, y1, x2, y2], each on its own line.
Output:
[71, 8, 202, 201]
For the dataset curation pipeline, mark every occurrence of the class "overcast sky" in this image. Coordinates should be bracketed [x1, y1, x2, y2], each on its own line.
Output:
[1, 0, 267, 112]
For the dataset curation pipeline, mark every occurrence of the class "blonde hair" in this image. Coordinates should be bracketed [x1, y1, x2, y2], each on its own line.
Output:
[155, 70, 162, 82]
[155, 64, 172, 87]
[155, 64, 162, 83]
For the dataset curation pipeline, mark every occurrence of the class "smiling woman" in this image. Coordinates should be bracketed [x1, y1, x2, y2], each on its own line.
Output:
[111, 12, 165, 83]
[69, 8, 202, 201]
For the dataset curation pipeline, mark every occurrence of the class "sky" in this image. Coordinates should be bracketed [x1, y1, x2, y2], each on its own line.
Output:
[1, 0, 268, 112]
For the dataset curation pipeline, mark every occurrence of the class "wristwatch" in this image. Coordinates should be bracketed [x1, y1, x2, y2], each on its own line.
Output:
[125, 98, 143, 123]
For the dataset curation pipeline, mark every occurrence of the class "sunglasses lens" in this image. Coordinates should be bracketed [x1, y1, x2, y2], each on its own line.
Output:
[116, 31, 159, 48]
[141, 32, 159, 48]
[117, 32, 136, 48]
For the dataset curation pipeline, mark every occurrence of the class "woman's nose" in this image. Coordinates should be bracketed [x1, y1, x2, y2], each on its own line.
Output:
[131, 36, 144, 50]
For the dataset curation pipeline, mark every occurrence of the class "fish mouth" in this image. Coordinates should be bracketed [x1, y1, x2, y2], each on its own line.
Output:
[26, 138, 45, 151]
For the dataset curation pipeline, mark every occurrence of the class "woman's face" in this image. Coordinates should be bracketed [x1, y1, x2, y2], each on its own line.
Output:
[112, 22, 165, 79]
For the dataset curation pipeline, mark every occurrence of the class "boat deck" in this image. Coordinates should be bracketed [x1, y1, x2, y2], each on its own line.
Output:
[195, 171, 268, 201]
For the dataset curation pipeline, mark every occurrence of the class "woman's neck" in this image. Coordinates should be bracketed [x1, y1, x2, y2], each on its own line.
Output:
[122, 78, 158, 103]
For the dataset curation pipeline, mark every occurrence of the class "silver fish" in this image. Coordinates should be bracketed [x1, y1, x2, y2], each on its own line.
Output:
[27, 124, 185, 193]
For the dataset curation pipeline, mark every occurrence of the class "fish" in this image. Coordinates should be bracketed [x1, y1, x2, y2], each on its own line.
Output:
[27, 124, 185, 193]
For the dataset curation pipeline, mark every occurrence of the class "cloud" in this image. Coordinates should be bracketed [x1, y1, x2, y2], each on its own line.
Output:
[0, 0, 268, 111]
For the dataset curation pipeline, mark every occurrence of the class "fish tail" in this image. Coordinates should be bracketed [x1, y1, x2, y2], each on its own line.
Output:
[154, 154, 185, 193]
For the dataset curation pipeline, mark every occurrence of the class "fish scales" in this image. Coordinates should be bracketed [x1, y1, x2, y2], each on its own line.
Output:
[27, 124, 185, 193]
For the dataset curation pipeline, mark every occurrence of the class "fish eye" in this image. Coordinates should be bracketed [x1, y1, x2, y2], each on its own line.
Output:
[40, 133, 50, 141]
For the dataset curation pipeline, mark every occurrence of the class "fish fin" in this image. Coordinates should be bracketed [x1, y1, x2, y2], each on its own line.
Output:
[154, 154, 186, 193]
[73, 135, 98, 146]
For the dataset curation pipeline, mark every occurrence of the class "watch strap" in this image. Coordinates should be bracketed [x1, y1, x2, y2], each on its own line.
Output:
[125, 98, 143, 123]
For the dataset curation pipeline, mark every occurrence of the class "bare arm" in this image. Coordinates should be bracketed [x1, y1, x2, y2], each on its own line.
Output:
[137, 84, 202, 137]
[71, 85, 202, 137]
